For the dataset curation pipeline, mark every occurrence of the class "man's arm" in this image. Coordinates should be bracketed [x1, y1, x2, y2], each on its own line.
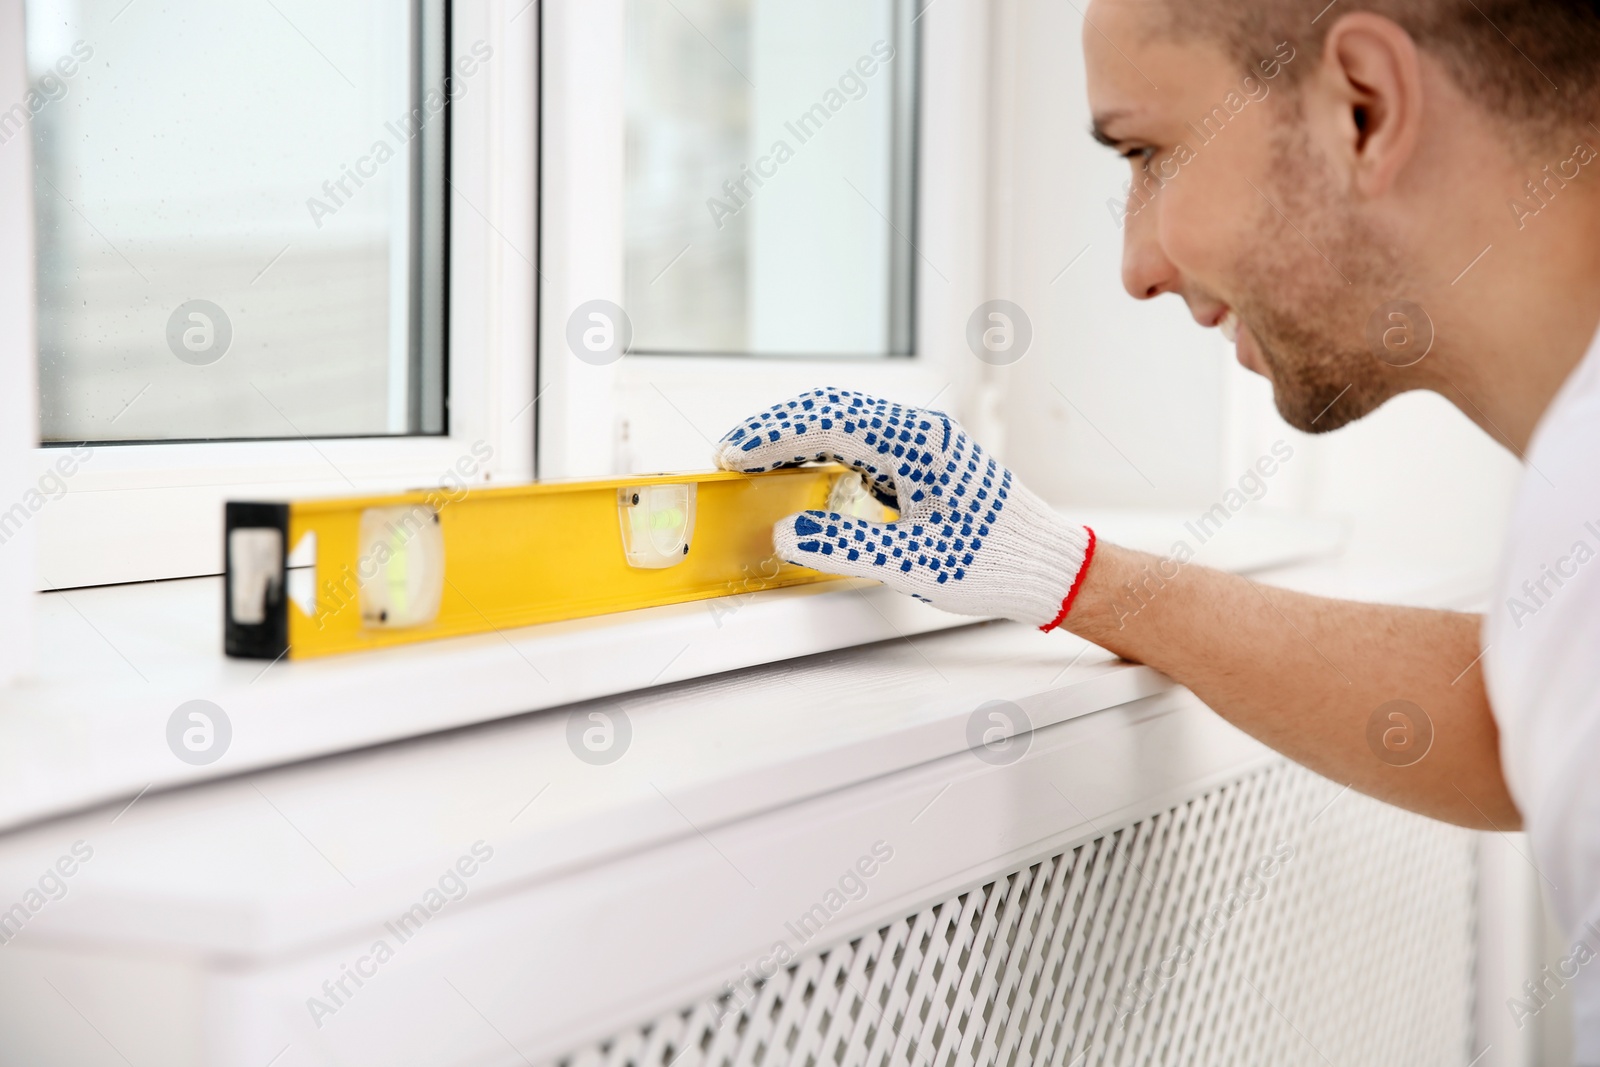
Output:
[1065, 543, 1519, 831]
[712, 389, 1518, 832]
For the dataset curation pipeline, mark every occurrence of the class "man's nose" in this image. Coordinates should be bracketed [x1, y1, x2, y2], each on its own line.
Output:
[1121, 196, 1179, 301]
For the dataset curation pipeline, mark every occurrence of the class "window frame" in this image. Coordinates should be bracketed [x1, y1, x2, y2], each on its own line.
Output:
[16, 0, 539, 591]
[0, 0, 36, 683]
[536, 0, 991, 480]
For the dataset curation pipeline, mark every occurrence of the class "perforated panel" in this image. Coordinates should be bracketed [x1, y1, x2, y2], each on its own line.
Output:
[552, 762, 1476, 1067]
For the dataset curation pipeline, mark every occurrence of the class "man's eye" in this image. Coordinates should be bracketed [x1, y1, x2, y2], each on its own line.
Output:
[1122, 146, 1156, 168]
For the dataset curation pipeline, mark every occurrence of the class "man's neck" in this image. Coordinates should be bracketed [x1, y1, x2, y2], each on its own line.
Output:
[1418, 181, 1600, 455]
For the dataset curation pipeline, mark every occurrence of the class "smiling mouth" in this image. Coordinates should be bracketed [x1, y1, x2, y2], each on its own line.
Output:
[1217, 308, 1270, 377]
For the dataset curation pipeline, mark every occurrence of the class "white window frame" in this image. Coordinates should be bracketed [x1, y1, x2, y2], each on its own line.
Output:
[13, 0, 539, 591]
[0, 0, 37, 684]
[537, 0, 993, 480]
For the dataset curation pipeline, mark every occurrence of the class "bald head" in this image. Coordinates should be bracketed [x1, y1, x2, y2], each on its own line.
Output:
[1152, 0, 1600, 150]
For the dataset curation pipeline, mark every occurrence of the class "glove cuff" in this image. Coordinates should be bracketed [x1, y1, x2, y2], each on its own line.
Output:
[1039, 526, 1097, 633]
[980, 486, 1097, 629]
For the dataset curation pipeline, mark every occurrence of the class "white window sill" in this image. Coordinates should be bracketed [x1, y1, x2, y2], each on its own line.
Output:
[0, 509, 1499, 1067]
[0, 508, 1361, 834]
[1, 573, 987, 835]
[0, 542, 1486, 971]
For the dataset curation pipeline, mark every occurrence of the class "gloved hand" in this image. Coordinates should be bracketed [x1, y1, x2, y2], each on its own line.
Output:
[714, 388, 1097, 631]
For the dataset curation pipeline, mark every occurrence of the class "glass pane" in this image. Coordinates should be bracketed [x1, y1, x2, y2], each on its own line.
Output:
[26, 0, 447, 443]
[625, 0, 917, 357]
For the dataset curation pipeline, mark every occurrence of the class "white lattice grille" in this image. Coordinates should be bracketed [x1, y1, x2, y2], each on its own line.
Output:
[554, 762, 1476, 1067]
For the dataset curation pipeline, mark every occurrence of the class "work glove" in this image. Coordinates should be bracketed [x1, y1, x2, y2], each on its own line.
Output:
[714, 388, 1097, 631]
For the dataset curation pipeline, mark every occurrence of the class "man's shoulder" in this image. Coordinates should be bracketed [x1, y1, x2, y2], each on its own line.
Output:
[1525, 338, 1600, 479]
[1488, 344, 1600, 647]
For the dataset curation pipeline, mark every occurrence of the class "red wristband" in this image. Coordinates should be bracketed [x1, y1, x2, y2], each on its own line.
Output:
[1039, 526, 1097, 634]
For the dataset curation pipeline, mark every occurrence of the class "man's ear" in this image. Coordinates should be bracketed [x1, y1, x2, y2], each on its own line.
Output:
[1317, 13, 1424, 197]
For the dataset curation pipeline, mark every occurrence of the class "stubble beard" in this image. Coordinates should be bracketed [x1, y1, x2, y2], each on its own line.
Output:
[1232, 126, 1409, 434]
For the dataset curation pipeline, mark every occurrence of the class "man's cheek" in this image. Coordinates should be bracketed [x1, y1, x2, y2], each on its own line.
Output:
[1156, 178, 1234, 278]
[1180, 134, 1275, 262]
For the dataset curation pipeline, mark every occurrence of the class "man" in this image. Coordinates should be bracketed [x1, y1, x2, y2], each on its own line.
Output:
[715, 0, 1600, 1056]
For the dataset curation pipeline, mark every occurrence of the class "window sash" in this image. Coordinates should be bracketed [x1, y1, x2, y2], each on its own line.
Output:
[537, 0, 991, 481]
[16, 1, 538, 590]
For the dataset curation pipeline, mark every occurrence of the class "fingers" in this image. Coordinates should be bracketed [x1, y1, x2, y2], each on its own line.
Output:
[713, 387, 881, 473]
[773, 510, 919, 587]
[714, 388, 949, 508]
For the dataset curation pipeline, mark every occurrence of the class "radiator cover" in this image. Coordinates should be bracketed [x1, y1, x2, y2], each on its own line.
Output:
[551, 761, 1476, 1067]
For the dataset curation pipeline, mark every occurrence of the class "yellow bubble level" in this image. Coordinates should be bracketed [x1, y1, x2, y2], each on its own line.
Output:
[223, 466, 892, 660]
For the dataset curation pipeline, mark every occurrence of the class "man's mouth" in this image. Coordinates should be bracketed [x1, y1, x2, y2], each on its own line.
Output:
[1217, 308, 1269, 377]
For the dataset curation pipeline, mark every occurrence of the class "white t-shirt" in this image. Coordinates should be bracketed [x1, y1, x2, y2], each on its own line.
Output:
[1485, 325, 1600, 1059]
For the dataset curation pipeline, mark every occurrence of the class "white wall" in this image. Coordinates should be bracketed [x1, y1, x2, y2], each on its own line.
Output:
[986, 0, 1227, 511]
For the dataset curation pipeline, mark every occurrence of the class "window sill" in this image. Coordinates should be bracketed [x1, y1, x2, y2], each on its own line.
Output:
[1, 572, 985, 835]
[0, 517, 1496, 1002]
[0, 507, 1368, 834]
[0, 542, 1491, 974]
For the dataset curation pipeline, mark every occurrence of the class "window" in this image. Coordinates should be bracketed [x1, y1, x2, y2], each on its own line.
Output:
[14, 2, 536, 588]
[28, 0, 447, 443]
[623, 0, 917, 358]
[0, 0, 976, 674]
[539, 0, 982, 479]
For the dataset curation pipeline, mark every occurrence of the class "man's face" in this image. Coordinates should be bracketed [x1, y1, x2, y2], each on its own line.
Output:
[1084, 1, 1405, 432]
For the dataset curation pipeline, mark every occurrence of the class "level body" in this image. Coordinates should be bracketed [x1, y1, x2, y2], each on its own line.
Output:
[224, 467, 875, 660]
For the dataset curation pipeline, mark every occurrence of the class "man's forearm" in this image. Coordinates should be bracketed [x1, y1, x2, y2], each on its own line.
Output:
[1063, 543, 1519, 830]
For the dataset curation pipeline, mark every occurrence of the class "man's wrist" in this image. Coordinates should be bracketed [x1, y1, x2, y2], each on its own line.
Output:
[1051, 541, 1177, 652]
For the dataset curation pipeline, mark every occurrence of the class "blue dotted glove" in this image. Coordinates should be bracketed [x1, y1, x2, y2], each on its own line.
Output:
[714, 388, 1096, 630]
